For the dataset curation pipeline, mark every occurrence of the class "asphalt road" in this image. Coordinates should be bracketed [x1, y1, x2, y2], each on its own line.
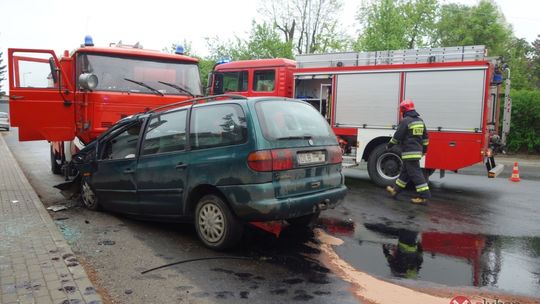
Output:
[2, 101, 539, 303]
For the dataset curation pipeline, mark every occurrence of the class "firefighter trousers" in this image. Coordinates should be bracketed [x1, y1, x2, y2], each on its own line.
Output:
[394, 160, 431, 199]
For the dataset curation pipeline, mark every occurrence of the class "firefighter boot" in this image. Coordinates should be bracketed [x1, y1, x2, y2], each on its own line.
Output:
[410, 197, 428, 205]
[386, 186, 398, 198]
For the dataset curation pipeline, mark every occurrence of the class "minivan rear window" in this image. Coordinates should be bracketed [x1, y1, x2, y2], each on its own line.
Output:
[255, 100, 334, 140]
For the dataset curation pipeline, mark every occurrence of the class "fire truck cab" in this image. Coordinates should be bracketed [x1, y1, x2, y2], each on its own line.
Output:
[211, 46, 511, 186]
[8, 38, 201, 174]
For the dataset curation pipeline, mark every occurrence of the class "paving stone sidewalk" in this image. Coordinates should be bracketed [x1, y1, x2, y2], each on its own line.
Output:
[0, 135, 102, 304]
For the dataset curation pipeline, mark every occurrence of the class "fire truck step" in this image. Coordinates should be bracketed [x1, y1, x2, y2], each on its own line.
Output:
[488, 164, 504, 178]
[342, 156, 358, 168]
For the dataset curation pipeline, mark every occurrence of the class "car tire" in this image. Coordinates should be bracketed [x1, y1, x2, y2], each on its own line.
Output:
[287, 211, 321, 229]
[50, 146, 62, 175]
[367, 143, 402, 187]
[81, 179, 100, 211]
[194, 194, 243, 250]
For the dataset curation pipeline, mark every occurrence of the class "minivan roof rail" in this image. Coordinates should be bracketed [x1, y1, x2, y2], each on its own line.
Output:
[146, 94, 248, 113]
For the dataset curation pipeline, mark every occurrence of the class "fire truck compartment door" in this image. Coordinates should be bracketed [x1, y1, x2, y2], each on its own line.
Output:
[8, 49, 75, 141]
[404, 69, 486, 132]
[335, 73, 400, 128]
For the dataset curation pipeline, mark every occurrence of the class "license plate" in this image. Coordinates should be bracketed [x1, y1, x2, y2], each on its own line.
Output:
[297, 151, 326, 165]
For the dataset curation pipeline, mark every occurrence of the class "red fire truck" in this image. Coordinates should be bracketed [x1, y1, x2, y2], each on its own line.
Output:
[8, 37, 201, 174]
[210, 46, 512, 186]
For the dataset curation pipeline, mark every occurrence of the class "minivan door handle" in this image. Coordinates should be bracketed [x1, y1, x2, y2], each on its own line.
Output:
[123, 168, 135, 174]
[175, 162, 188, 170]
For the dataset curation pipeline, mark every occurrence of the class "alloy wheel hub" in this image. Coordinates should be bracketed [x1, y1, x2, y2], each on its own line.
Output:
[199, 203, 224, 243]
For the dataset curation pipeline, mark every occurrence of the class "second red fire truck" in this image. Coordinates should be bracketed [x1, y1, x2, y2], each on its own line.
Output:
[210, 46, 511, 186]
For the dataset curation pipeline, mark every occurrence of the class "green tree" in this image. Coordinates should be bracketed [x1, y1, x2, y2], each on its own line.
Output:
[533, 35, 540, 88]
[0, 51, 6, 94]
[505, 37, 536, 90]
[402, 0, 439, 48]
[355, 0, 406, 51]
[259, 0, 347, 54]
[244, 22, 294, 59]
[354, 0, 438, 51]
[206, 21, 294, 60]
[435, 0, 512, 56]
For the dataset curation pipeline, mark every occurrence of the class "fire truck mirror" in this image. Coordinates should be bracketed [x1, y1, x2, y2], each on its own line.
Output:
[48, 57, 59, 84]
[79, 73, 99, 91]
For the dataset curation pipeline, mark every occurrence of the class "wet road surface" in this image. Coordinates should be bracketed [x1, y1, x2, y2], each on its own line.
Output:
[1, 109, 539, 302]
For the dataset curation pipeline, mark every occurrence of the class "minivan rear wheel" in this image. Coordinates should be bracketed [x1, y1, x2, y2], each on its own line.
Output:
[195, 194, 243, 250]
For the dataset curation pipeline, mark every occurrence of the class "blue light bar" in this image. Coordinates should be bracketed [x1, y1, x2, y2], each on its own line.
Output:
[217, 57, 231, 64]
[84, 35, 94, 47]
[175, 45, 185, 55]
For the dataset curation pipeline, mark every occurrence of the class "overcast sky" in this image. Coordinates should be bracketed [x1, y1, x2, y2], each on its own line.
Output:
[0, 0, 538, 85]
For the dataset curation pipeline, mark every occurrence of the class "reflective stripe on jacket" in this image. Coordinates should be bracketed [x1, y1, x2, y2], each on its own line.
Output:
[389, 110, 429, 160]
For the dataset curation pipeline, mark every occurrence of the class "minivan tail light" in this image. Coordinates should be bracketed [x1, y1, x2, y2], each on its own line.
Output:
[247, 150, 273, 172]
[247, 149, 295, 172]
[271, 149, 294, 171]
[328, 146, 343, 164]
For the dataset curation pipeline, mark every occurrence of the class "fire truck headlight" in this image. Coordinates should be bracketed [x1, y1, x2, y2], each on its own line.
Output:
[79, 73, 98, 91]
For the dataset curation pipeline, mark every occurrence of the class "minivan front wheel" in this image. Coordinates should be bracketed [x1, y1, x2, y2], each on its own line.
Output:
[195, 194, 243, 250]
[81, 179, 100, 211]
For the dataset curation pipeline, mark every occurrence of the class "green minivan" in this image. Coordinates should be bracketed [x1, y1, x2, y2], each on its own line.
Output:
[71, 96, 347, 249]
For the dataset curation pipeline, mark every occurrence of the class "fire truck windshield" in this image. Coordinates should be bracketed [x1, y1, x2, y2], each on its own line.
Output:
[77, 53, 202, 96]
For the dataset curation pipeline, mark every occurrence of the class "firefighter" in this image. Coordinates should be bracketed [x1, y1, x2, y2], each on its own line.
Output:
[386, 99, 431, 204]
[382, 229, 423, 278]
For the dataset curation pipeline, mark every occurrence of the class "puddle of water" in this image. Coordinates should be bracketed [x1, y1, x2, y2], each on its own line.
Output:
[319, 221, 540, 298]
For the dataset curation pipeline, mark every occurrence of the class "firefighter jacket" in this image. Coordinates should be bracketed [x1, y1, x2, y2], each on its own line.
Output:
[388, 110, 429, 160]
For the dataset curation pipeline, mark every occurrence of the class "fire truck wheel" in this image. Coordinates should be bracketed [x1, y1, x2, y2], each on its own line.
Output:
[50, 146, 62, 175]
[367, 144, 402, 187]
[81, 179, 100, 211]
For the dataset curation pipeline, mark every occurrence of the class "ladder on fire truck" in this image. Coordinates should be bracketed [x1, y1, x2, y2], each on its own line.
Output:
[296, 45, 512, 157]
[295, 45, 488, 67]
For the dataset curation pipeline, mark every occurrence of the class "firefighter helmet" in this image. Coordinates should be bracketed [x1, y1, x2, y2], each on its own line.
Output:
[400, 99, 415, 113]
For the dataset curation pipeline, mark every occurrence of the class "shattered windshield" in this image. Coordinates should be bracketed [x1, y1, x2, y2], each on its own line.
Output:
[76, 53, 202, 96]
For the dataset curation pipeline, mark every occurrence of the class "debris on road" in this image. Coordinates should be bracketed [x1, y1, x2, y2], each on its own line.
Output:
[97, 240, 116, 246]
[47, 204, 68, 212]
[141, 256, 257, 274]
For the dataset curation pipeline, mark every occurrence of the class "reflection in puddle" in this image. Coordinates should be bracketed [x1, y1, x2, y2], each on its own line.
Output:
[319, 221, 540, 298]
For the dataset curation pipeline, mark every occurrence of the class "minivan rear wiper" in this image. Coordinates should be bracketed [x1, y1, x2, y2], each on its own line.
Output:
[276, 135, 313, 140]
[158, 80, 195, 97]
[124, 78, 164, 96]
